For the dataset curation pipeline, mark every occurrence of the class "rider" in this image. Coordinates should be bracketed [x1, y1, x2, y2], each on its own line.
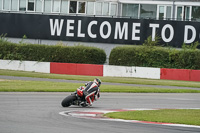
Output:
[78, 78, 101, 106]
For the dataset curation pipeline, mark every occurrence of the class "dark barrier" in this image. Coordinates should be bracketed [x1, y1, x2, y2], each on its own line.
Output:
[0, 13, 200, 47]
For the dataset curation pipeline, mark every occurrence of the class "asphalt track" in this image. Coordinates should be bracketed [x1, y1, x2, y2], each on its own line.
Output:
[0, 92, 200, 133]
[0, 76, 200, 133]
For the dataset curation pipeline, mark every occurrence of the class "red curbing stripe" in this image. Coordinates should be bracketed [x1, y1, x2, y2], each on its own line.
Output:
[50, 62, 103, 76]
[160, 68, 200, 81]
[190, 70, 200, 82]
[160, 68, 190, 81]
[59, 109, 200, 128]
[76, 63, 103, 76]
[137, 121, 173, 125]
[74, 111, 103, 115]
[50, 62, 77, 75]
[50, 62, 200, 81]
[107, 109, 134, 112]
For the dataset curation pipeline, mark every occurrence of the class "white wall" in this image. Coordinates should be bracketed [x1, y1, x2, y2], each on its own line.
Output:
[0, 60, 50, 73]
[103, 65, 160, 79]
[0, 59, 160, 79]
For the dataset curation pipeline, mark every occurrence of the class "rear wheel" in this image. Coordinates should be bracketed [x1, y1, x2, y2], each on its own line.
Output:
[61, 95, 77, 107]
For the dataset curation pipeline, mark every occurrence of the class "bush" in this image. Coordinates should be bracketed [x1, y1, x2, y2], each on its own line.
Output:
[109, 44, 200, 70]
[110, 46, 169, 67]
[0, 39, 106, 64]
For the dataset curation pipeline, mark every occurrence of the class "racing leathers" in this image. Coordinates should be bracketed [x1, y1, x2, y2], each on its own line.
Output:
[79, 81, 100, 106]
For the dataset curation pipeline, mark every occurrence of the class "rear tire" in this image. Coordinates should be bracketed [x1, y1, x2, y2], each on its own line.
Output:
[61, 95, 77, 107]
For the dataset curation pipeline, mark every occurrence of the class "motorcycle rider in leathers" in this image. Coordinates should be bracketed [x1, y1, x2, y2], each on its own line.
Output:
[77, 78, 101, 106]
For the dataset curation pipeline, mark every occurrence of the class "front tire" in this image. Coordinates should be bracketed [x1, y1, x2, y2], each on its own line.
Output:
[61, 95, 77, 107]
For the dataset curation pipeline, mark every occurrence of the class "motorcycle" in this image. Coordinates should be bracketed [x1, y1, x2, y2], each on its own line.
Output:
[61, 87, 89, 107]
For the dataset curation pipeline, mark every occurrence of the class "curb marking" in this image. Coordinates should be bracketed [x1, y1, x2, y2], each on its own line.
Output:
[59, 108, 200, 128]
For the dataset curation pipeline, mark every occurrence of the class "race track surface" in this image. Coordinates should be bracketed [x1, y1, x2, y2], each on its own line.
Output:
[0, 92, 200, 133]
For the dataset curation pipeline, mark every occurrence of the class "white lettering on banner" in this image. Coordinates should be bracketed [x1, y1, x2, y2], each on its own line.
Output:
[66, 20, 75, 37]
[149, 24, 159, 41]
[132, 23, 141, 40]
[100, 21, 111, 39]
[49, 19, 64, 36]
[184, 25, 196, 43]
[88, 21, 97, 38]
[161, 24, 174, 42]
[114, 22, 128, 40]
[78, 20, 85, 37]
[49, 18, 199, 44]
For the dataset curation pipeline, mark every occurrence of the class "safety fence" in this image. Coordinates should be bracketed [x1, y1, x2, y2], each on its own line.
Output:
[0, 59, 200, 82]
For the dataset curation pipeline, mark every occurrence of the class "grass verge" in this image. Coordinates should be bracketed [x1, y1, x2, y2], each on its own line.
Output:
[104, 109, 200, 126]
[0, 70, 200, 88]
[0, 80, 200, 93]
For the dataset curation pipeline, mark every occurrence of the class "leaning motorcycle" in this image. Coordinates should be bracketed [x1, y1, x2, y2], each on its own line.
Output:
[61, 88, 89, 107]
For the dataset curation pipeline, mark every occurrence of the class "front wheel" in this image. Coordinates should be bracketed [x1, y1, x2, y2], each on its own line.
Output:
[61, 94, 77, 107]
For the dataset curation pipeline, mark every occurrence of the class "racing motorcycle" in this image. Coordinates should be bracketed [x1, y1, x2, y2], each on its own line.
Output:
[61, 87, 89, 107]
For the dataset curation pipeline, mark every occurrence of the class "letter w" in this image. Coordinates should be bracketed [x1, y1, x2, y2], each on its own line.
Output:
[49, 19, 64, 36]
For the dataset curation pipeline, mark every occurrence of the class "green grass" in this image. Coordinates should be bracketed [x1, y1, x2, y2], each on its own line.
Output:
[0, 70, 200, 88]
[0, 80, 200, 93]
[105, 109, 200, 126]
[0, 80, 82, 92]
[101, 85, 200, 93]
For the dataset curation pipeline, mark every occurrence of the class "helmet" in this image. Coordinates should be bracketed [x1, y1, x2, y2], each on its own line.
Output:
[94, 78, 101, 87]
